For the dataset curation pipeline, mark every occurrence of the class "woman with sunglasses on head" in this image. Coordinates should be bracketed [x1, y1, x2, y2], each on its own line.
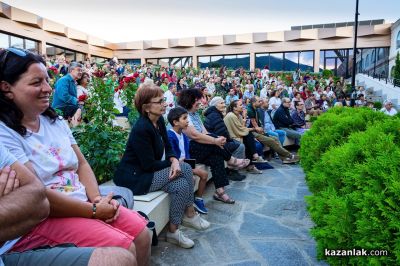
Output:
[0, 48, 151, 266]
[114, 80, 210, 249]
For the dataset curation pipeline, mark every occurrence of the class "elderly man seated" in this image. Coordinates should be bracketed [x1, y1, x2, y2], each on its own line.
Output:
[380, 100, 398, 116]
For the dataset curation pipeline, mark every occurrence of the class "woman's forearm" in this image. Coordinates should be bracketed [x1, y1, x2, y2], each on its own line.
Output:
[46, 188, 92, 218]
[183, 126, 215, 145]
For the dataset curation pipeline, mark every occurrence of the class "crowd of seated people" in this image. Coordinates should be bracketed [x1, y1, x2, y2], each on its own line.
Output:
[1, 47, 396, 264]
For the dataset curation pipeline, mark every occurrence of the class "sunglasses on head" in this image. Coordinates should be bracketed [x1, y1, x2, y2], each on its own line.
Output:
[0, 47, 29, 73]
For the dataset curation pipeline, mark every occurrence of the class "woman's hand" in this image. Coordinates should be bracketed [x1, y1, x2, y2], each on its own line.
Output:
[94, 192, 119, 223]
[213, 136, 226, 148]
[0, 166, 19, 197]
[169, 158, 182, 180]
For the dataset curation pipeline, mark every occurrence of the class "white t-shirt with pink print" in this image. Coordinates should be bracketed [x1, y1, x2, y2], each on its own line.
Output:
[0, 115, 87, 201]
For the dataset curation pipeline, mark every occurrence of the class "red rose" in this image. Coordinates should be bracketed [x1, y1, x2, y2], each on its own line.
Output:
[78, 94, 87, 102]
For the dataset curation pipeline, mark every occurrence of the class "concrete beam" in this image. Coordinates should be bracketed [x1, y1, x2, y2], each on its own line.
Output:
[39, 18, 67, 36]
[169, 37, 195, 48]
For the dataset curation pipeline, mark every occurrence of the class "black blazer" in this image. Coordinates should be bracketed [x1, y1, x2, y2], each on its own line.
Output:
[114, 115, 176, 195]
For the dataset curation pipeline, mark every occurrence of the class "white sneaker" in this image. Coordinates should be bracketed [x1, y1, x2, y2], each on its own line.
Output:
[182, 213, 211, 230]
[166, 229, 195, 249]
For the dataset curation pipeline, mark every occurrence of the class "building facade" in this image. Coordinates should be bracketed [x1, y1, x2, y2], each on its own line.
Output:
[0, 1, 395, 78]
[388, 18, 400, 78]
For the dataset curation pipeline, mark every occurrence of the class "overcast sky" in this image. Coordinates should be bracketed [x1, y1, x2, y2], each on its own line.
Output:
[3, 0, 400, 43]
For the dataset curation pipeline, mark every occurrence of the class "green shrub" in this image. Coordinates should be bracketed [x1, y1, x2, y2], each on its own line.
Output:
[322, 69, 334, 78]
[299, 107, 387, 175]
[119, 82, 139, 126]
[374, 101, 383, 110]
[306, 118, 400, 265]
[73, 77, 129, 183]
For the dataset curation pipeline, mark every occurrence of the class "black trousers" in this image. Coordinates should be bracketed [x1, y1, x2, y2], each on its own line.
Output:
[189, 141, 230, 189]
[242, 132, 257, 164]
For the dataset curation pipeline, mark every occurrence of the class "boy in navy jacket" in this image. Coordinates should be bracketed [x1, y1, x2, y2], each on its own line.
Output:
[167, 107, 209, 214]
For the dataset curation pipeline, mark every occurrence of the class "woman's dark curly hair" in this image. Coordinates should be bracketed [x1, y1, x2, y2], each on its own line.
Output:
[177, 88, 203, 110]
[0, 48, 59, 136]
[227, 99, 240, 114]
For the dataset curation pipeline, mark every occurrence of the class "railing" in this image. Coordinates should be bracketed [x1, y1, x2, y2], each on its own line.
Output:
[362, 71, 400, 88]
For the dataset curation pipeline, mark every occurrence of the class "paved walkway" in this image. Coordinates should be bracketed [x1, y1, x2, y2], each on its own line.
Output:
[150, 160, 327, 266]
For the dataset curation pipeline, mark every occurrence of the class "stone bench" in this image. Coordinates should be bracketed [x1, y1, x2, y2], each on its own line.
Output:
[101, 164, 212, 235]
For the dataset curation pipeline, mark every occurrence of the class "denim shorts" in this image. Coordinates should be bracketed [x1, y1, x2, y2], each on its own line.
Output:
[1, 245, 94, 266]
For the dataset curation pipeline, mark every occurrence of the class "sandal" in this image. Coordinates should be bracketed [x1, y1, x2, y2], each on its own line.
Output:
[213, 191, 235, 204]
[252, 156, 268, 163]
[227, 157, 250, 169]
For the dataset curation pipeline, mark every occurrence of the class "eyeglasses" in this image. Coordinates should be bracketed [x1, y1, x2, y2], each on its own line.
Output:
[0, 48, 28, 75]
[150, 98, 166, 105]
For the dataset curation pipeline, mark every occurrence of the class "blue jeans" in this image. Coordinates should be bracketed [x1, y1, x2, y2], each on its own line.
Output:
[267, 130, 286, 145]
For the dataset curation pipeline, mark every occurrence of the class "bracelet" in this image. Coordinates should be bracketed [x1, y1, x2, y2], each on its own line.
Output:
[91, 203, 97, 219]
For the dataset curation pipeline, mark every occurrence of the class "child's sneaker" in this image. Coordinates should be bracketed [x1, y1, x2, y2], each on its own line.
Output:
[193, 198, 208, 214]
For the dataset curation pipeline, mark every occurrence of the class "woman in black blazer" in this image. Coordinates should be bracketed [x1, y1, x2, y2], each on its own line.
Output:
[114, 81, 209, 249]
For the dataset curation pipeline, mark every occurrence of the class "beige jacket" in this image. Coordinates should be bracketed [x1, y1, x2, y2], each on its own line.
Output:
[223, 112, 250, 142]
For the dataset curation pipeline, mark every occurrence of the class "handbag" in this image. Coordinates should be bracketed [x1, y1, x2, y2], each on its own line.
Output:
[137, 211, 158, 246]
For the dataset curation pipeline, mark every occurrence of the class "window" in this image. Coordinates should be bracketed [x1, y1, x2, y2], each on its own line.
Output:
[269, 53, 283, 71]
[126, 59, 141, 66]
[366, 54, 370, 67]
[236, 54, 249, 69]
[371, 49, 376, 63]
[0, 32, 39, 53]
[256, 51, 314, 72]
[46, 44, 87, 63]
[284, 52, 298, 71]
[76, 53, 85, 63]
[25, 39, 38, 53]
[321, 49, 351, 77]
[0, 33, 9, 49]
[397, 31, 400, 49]
[158, 58, 169, 67]
[210, 56, 223, 68]
[146, 57, 192, 68]
[10, 36, 23, 49]
[378, 48, 384, 60]
[198, 56, 210, 68]
[255, 53, 269, 69]
[223, 55, 236, 68]
[299, 51, 314, 71]
[198, 54, 249, 70]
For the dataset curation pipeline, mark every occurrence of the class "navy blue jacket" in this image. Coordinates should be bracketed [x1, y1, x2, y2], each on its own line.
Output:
[114, 115, 176, 195]
[167, 129, 191, 159]
[273, 105, 295, 129]
[204, 106, 231, 140]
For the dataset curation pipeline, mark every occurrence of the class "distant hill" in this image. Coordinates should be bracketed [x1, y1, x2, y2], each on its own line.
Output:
[199, 55, 313, 71]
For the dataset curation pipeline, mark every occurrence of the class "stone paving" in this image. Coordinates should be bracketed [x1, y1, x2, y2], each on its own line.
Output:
[150, 159, 328, 266]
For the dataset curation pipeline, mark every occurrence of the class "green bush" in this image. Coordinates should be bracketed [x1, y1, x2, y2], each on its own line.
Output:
[119, 82, 139, 126]
[306, 118, 400, 265]
[299, 107, 387, 175]
[374, 101, 383, 110]
[322, 69, 334, 78]
[73, 77, 129, 183]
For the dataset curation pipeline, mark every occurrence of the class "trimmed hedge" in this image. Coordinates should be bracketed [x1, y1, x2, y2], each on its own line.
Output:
[299, 107, 387, 176]
[301, 108, 400, 265]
